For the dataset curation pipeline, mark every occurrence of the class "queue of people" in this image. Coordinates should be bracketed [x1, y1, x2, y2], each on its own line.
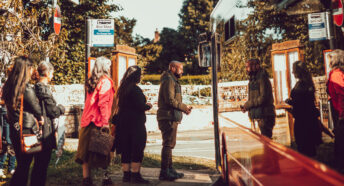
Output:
[0, 49, 343, 185]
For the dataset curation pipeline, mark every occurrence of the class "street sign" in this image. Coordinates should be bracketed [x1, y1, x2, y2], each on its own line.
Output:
[90, 19, 114, 47]
[308, 12, 328, 41]
[333, 0, 344, 27]
[53, 5, 61, 35]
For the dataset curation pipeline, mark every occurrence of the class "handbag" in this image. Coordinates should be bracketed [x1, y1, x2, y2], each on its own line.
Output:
[88, 127, 114, 156]
[19, 95, 42, 154]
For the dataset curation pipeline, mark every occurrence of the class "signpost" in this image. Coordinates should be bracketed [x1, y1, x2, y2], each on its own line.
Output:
[308, 12, 328, 41]
[53, 5, 61, 35]
[89, 19, 115, 47]
[333, 0, 344, 27]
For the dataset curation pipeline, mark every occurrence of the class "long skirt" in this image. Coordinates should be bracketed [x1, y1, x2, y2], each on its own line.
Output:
[75, 122, 110, 168]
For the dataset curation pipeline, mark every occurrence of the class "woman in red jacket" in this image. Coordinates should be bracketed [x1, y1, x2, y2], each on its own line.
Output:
[327, 49, 344, 170]
[75, 56, 115, 186]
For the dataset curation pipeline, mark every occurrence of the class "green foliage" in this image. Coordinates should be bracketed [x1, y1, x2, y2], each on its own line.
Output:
[51, 0, 136, 84]
[219, 0, 328, 81]
[191, 87, 211, 97]
[141, 74, 211, 85]
[178, 0, 217, 74]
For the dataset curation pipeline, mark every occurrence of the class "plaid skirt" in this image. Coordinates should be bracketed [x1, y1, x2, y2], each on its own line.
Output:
[75, 122, 110, 168]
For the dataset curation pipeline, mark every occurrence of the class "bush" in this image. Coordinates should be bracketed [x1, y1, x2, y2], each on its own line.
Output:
[142, 74, 211, 85]
[191, 87, 212, 97]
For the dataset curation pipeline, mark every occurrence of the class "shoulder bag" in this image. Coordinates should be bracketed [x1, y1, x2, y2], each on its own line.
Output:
[19, 95, 42, 154]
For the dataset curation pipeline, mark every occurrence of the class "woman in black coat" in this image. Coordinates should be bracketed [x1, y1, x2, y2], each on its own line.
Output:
[34, 61, 65, 185]
[112, 66, 152, 184]
[286, 61, 322, 157]
[2, 56, 45, 186]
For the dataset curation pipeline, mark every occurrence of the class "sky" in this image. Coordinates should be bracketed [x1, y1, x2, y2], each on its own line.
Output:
[114, 0, 184, 39]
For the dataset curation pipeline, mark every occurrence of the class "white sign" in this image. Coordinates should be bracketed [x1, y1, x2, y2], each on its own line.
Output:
[90, 19, 114, 47]
[308, 12, 328, 41]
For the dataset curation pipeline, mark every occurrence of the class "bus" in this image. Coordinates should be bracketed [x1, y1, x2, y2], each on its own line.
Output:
[199, 0, 344, 185]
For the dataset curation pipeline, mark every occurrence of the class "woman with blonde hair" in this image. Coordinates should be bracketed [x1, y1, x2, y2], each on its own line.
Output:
[75, 56, 115, 186]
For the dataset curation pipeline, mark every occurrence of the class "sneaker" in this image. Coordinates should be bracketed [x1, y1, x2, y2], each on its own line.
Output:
[159, 169, 177, 181]
[169, 168, 184, 179]
[0, 169, 6, 179]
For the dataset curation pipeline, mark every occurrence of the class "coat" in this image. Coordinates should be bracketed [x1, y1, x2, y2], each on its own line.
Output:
[157, 71, 188, 122]
[35, 82, 65, 149]
[6, 84, 42, 146]
[114, 85, 151, 153]
[288, 80, 322, 148]
[244, 69, 275, 119]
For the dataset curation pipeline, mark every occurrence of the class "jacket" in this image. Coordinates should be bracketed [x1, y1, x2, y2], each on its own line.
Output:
[157, 71, 188, 122]
[35, 82, 65, 149]
[81, 75, 115, 128]
[327, 68, 344, 118]
[6, 84, 42, 138]
[244, 69, 275, 119]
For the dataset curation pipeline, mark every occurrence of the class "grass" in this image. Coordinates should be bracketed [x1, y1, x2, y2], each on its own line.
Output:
[0, 150, 215, 185]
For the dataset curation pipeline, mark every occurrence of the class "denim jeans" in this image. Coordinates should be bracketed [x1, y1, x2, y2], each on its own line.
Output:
[0, 116, 16, 171]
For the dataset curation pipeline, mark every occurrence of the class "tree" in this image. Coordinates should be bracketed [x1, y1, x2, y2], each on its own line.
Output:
[134, 35, 163, 74]
[155, 28, 187, 73]
[178, 0, 217, 74]
[220, 0, 328, 81]
[0, 0, 61, 82]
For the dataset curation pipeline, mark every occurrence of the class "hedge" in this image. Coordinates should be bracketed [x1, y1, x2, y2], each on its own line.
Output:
[142, 74, 212, 85]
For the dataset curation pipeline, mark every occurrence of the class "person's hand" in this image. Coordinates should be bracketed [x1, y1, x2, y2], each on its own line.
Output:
[39, 116, 44, 125]
[186, 106, 192, 115]
[147, 103, 153, 109]
[103, 124, 110, 129]
[285, 98, 292, 105]
[240, 105, 246, 113]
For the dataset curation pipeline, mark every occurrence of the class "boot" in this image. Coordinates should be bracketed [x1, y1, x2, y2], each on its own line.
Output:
[169, 168, 184, 179]
[123, 171, 131, 182]
[131, 172, 149, 184]
[82, 177, 94, 186]
[102, 171, 113, 185]
[159, 169, 177, 181]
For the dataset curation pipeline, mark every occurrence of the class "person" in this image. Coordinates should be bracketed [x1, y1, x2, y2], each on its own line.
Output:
[241, 59, 275, 138]
[2, 56, 44, 186]
[327, 49, 344, 169]
[112, 65, 152, 184]
[0, 86, 16, 179]
[34, 61, 65, 185]
[157, 61, 192, 181]
[75, 56, 115, 186]
[286, 61, 322, 157]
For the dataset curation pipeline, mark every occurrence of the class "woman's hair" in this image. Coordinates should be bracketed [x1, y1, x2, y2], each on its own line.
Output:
[37, 61, 54, 77]
[86, 56, 111, 93]
[2, 56, 34, 109]
[113, 65, 141, 112]
[293, 61, 315, 91]
[329, 49, 344, 72]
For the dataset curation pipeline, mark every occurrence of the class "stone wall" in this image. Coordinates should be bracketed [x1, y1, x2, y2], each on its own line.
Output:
[52, 77, 328, 136]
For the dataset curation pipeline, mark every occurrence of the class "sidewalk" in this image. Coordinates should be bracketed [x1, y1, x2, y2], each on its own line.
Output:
[89, 167, 217, 186]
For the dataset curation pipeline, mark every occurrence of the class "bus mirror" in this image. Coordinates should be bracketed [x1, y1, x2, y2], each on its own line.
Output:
[198, 42, 211, 67]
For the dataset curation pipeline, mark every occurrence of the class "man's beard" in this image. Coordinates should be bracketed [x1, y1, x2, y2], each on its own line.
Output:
[174, 72, 182, 79]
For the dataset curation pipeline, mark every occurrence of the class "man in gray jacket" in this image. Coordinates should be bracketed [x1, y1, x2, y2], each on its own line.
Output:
[157, 61, 192, 181]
